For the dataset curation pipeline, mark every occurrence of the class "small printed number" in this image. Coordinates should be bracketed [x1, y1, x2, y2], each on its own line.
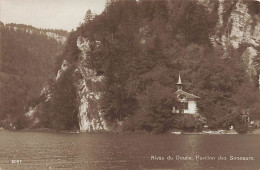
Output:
[11, 160, 22, 164]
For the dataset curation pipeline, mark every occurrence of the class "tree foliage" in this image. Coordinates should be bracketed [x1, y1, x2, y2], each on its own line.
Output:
[0, 24, 66, 123]
[8, 0, 260, 133]
[61, 0, 259, 133]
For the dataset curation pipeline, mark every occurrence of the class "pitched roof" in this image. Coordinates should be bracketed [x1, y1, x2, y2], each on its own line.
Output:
[175, 89, 200, 99]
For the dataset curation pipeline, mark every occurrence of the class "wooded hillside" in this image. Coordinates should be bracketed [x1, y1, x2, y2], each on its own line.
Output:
[0, 23, 67, 128]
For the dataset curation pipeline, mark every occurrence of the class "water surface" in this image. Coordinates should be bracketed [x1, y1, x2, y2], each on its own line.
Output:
[0, 131, 259, 169]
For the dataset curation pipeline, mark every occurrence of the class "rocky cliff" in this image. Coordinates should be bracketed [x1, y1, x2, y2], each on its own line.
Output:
[206, 0, 260, 80]
[26, 37, 108, 132]
[75, 37, 108, 132]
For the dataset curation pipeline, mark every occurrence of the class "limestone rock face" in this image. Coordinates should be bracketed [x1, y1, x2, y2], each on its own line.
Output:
[56, 60, 69, 81]
[25, 37, 108, 132]
[24, 36, 108, 132]
[242, 47, 259, 78]
[202, 0, 260, 79]
[4, 25, 67, 44]
[75, 37, 108, 132]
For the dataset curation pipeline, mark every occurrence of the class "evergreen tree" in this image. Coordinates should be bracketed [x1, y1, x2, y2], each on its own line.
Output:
[84, 9, 93, 23]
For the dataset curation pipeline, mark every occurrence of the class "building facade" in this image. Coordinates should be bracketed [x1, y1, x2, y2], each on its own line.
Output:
[173, 74, 200, 114]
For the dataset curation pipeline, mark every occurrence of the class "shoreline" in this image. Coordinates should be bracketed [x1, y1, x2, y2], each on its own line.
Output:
[1, 127, 260, 135]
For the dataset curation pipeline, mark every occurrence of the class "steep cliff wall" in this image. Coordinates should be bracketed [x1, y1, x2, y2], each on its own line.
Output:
[25, 36, 108, 132]
[75, 37, 108, 132]
[207, 0, 260, 79]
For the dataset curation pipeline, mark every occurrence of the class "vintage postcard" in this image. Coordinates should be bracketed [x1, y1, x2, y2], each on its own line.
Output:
[0, 0, 260, 169]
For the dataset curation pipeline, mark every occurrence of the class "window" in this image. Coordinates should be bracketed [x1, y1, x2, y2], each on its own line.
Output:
[178, 94, 186, 100]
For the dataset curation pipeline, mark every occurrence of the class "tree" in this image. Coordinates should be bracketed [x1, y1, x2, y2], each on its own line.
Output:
[84, 9, 93, 23]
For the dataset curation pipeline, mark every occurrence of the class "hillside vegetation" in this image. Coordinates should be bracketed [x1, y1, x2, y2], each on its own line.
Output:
[0, 23, 67, 129]
[14, 0, 260, 133]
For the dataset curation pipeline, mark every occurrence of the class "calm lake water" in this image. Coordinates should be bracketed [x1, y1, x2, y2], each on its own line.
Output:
[0, 131, 259, 170]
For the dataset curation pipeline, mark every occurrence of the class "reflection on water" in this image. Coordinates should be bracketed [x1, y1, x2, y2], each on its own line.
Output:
[0, 131, 259, 170]
[182, 135, 200, 169]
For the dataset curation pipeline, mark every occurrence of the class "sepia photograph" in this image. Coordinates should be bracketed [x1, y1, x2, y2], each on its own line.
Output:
[0, 0, 260, 169]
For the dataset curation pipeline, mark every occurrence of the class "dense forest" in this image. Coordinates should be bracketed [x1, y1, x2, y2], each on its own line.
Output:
[4, 0, 260, 134]
[81, 0, 260, 133]
[0, 22, 68, 129]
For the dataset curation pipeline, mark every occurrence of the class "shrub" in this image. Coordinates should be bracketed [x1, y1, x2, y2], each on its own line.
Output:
[234, 122, 248, 134]
[14, 115, 30, 130]
[172, 114, 205, 132]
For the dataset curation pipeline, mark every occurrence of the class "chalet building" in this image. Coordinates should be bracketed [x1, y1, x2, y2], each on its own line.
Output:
[173, 74, 200, 114]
